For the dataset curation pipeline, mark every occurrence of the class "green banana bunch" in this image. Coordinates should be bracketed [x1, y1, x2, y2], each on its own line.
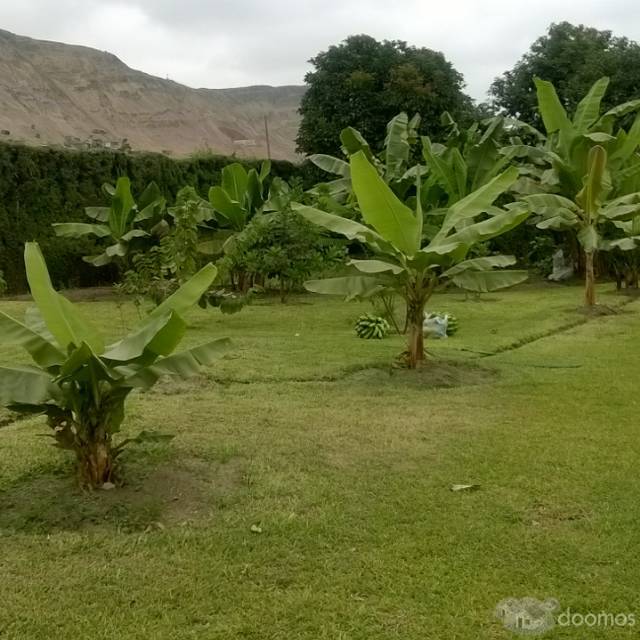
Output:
[355, 314, 390, 340]
[444, 312, 459, 336]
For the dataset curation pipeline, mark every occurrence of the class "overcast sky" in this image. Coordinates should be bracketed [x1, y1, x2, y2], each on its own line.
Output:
[1, 1, 638, 101]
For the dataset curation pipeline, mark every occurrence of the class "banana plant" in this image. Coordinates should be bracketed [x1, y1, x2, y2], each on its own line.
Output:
[608, 239, 640, 290]
[525, 146, 640, 305]
[53, 177, 167, 267]
[311, 112, 533, 218]
[421, 113, 541, 209]
[506, 77, 640, 194]
[0, 243, 228, 488]
[514, 77, 640, 306]
[208, 161, 271, 231]
[307, 112, 421, 204]
[294, 150, 529, 368]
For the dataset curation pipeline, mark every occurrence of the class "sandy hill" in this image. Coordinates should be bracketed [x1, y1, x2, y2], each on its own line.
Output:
[0, 29, 305, 160]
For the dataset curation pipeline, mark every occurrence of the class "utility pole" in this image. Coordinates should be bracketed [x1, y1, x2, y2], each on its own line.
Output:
[264, 115, 271, 160]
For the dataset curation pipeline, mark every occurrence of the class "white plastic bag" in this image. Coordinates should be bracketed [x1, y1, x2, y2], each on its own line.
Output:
[423, 312, 448, 339]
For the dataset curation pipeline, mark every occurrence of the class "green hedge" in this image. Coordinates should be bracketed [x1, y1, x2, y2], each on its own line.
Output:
[0, 143, 320, 292]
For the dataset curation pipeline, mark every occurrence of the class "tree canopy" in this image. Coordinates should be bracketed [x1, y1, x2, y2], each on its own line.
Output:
[490, 22, 640, 126]
[296, 35, 472, 156]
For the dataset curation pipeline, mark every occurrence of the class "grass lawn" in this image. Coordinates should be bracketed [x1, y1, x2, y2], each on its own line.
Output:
[1, 282, 639, 639]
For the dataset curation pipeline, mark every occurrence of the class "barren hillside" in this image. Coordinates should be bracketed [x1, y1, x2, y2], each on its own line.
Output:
[0, 29, 305, 160]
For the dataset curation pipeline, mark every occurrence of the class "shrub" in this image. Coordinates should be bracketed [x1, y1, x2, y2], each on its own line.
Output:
[527, 235, 558, 276]
[166, 187, 204, 282]
[220, 181, 346, 301]
[118, 187, 213, 308]
[117, 246, 177, 308]
[221, 210, 345, 301]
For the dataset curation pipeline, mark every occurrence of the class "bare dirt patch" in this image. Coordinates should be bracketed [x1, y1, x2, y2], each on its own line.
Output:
[345, 359, 497, 389]
[575, 304, 623, 317]
[115, 456, 245, 525]
[0, 456, 245, 534]
[528, 501, 592, 529]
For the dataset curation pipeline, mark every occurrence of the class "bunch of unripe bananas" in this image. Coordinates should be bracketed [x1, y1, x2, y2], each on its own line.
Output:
[355, 314, 390, 339]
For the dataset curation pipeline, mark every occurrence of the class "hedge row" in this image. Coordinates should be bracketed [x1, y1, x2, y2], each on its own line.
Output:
[0, 143, 320, 292]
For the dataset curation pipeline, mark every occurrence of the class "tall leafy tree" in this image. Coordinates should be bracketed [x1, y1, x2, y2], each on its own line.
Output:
[297, 35, 472, 156]
[491, 22, 640, 126]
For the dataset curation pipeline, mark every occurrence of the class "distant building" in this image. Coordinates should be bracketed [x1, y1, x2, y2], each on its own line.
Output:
[233, 139, 257, 147]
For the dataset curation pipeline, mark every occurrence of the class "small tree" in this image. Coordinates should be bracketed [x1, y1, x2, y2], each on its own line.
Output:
[221, 180, 344, 301]
[295, 151, 529, 368]
[0, 243, 228, 488]
[221, 209, 344, 302]
[166, 186, 208, 282]
[119, 187, 217, 307]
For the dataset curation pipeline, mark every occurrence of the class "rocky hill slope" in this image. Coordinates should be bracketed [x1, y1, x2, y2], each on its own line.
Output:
[0, 29, 305, 160]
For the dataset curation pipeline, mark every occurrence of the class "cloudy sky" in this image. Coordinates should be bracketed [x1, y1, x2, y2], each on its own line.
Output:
[1, 0, 638, 101]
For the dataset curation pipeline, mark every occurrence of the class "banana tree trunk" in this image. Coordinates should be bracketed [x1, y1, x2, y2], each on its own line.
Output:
[279, 280, 289, 303]
[406, 297, 426, 369]
[76, 436, 114, 488]
[404, 276, 436, 369]
[585, 251, 596, 307]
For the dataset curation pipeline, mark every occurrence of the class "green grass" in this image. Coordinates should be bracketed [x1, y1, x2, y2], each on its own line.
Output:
[1, 283, 639, 638]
